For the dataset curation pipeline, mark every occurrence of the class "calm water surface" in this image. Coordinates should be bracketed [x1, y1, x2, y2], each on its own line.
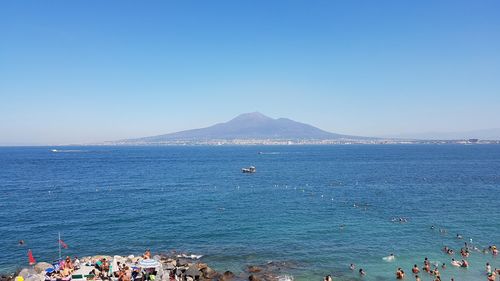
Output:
[1, 145, 499, 281]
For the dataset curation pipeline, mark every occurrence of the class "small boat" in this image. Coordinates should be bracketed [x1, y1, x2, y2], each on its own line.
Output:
[242, 166, 256, 173]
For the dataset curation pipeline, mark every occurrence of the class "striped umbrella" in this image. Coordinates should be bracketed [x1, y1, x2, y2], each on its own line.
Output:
[138, 259, 160, 269]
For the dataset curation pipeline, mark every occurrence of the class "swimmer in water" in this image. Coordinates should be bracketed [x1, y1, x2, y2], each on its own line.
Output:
[349, 264, 355, 270]
[451, 258, 461, 267]
[412, 264, 420, 274]
[456, 234, 463, 239]
[396, 268, 404, 279]
[433, 268, 440, 277]
[415, 275, 421, 281]
[359, 268, 366, 276]
[424, 263, 431, 272]
[460, 248, 470, 257]
[18, 240, 25, 246]
[383, 253, 395, 261]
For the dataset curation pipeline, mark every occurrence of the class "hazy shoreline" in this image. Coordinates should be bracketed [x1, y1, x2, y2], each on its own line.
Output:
[3, 140, 500, 147]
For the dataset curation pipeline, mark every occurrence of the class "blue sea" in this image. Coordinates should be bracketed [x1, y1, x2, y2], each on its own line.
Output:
[1, 145, 500, 281]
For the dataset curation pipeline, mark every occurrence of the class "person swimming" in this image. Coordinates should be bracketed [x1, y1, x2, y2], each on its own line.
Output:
[492, 246, 498, 256]
[383, 253, 395, 261]
[349, 264, 355, 270]
[424, 263, 430, 272]
[451, 258, 462, 267]
[433, 268, 440, 277]
[18, 240, 25, 246]
[412, 264, 420, 274]
[396, 268, 405, 279]
[359, 268, 366, 276]
[460, 248, 470, 257]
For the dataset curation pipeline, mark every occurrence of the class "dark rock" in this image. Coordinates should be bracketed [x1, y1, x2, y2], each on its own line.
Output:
[196, 263, 208, 270]
[176, 259, 190, 267]
[0, 275, 14, 281]
[201, 266, 217, 279]
[34, 262, 52, 274]
[248, 275, 261, 281]
[219, 271, 235, 281]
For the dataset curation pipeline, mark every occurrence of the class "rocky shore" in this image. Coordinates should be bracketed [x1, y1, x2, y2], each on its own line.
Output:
[1, 252, 295, 281]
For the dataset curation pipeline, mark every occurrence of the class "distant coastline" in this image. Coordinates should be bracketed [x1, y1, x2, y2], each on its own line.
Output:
[2, 139, 500, 147]
[99, 138, 500, 146]
[100, 113, 500, 146]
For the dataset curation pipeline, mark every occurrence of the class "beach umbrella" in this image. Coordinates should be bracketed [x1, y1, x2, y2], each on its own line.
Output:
[138, 259, 160, 269]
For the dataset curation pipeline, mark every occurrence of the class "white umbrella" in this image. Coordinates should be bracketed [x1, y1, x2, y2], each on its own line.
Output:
[138, 259, 160, 269]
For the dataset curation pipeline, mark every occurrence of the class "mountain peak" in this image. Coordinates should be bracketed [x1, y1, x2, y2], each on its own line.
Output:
[229, 112, 273, 122]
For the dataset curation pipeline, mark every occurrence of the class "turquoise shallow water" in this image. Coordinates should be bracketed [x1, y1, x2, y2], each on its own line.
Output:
[0, 145, 499, 281]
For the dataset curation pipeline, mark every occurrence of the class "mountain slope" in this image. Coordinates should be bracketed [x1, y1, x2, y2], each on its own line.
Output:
[119, 112, 360, 143]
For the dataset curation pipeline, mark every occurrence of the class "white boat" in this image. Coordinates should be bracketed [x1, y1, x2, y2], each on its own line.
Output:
[242, 166, 256, 173]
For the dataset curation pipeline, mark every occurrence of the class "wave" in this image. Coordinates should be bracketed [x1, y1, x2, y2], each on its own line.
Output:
[51, 149, 86, 153]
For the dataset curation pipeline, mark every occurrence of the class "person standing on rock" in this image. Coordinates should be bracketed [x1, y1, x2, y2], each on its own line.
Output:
[74, 256, 80, 270]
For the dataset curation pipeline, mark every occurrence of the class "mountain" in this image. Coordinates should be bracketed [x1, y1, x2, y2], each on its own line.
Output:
[115, 112, 363, 144]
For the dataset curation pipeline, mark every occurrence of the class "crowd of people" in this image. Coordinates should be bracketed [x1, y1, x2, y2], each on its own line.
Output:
[395, 241, 499, 281]
[321, 228, 499, 281]
[44, 256, 81, 280]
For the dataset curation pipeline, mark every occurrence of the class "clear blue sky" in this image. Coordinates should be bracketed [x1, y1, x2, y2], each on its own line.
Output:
[1, 0, 499, 145]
